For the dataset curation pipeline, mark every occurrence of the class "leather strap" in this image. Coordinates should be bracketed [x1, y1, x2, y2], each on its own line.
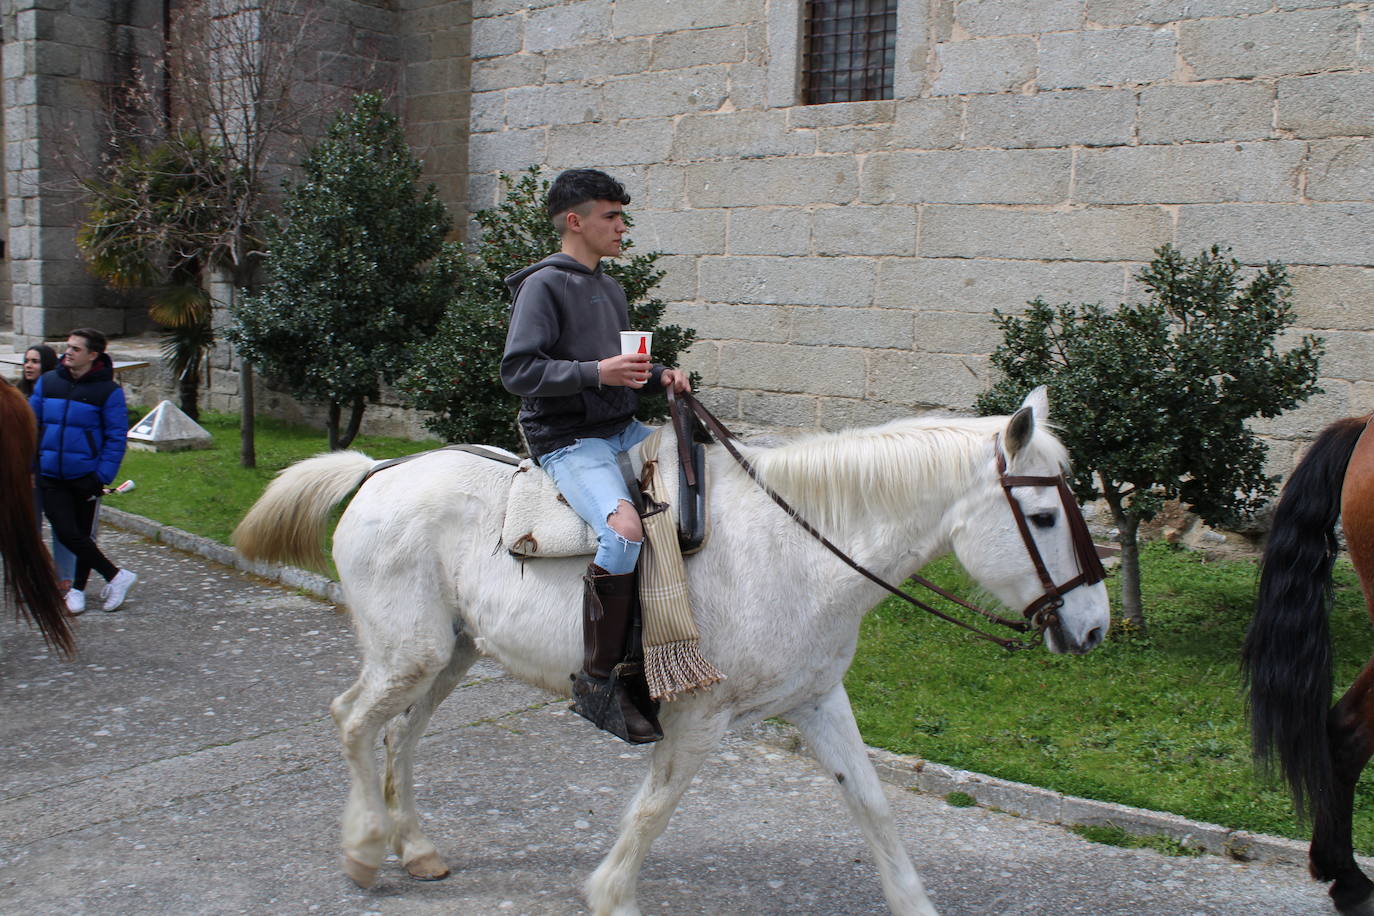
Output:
[669, 389, 699, 489]
[616, 450, 646, 515]
[359, 443, 519, 490]
[995, 445, 1106, 632]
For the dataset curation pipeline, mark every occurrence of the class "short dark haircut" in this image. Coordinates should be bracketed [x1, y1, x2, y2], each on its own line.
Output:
[69, 327, 107, 353]
[546, 169, 630, 220]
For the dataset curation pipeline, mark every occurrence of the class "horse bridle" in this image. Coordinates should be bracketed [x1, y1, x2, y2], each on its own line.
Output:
[994, 439, 1108, 646]
[669, 390, 1107, 651]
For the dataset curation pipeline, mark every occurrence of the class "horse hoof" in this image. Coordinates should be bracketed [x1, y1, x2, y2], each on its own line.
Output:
[1339, 900, 1374, 916]
[404, 851, 450, 881]
[342, 854, 379, 889]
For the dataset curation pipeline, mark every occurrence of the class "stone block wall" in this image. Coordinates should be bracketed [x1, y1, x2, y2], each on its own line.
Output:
[4, 0, 472, 439]
[3, 1, 466, 435]
[468, 0, 1374, 471]
[167, 1, 464, 436]
[3, 0, 164, 339]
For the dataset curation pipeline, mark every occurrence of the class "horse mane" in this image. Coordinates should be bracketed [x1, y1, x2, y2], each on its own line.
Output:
[0, 377, 73, 656]
[740, 412, 1070, 535]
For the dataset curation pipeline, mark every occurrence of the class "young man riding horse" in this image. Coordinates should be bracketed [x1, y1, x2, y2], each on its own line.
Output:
[500, 168, 691, 744]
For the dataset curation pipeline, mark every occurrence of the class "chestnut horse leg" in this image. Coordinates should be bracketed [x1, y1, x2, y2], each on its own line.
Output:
[1316, 660, 1374, 914]
[1321, 426, 1374, 915]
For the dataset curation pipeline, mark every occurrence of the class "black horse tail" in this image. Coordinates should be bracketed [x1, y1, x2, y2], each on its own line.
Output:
[1242, 415, 1369, 824]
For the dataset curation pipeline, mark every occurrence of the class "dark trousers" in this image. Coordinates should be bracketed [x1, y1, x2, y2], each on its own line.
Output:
[40, 476, 117, 590]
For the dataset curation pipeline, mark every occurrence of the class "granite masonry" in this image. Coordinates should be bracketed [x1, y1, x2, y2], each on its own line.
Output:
[467, 0, 1374, 472]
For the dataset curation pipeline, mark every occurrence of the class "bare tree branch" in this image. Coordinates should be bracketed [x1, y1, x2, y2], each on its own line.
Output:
[76, 0, 368, 461]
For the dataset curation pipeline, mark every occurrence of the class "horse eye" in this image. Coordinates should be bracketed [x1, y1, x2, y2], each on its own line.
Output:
[1029, 512, 1056, 529]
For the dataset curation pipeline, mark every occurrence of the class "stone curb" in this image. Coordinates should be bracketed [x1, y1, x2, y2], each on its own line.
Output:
[101, 507, 1350, 874]
[744, 719, 1328, 869]
[101, 507, 344, 605]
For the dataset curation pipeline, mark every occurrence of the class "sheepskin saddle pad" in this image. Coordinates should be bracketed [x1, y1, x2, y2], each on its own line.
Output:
[501, 424, 707, 559]
[500, 453, 636, 558]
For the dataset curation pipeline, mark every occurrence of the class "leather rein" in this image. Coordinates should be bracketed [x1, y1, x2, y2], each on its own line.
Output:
[668, 390, 1106, 651]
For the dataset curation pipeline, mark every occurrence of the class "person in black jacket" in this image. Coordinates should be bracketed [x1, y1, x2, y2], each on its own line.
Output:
[501, 169, 690, 744]
[29, 328, 137, 614]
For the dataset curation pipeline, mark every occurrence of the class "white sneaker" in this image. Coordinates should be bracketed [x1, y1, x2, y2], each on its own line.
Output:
[100, 569, 138, 612]
[65, 589, 86, 615]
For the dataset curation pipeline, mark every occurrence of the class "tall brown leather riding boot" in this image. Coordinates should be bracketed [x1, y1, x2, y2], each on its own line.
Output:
[571, 563, 662, 744]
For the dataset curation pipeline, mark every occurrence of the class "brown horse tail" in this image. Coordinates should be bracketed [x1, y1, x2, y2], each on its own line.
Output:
[1242, 415, 1369, 824]
[0, 378, 74, 657]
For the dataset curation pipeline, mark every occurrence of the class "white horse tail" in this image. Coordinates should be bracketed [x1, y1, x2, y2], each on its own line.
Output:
[233, 450, 377, 570]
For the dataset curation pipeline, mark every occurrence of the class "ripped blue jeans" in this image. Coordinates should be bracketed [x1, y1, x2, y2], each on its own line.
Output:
[539, 420, 653, 575]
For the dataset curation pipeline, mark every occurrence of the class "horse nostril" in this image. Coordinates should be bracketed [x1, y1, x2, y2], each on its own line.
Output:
[1085, 627, 1103, 648]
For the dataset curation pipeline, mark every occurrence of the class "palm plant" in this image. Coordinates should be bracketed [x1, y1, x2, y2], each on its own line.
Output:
[78, 134, 247, 418]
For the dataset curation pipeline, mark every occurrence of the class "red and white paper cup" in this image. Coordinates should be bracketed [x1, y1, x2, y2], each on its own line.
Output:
[619, 330, 652, 357]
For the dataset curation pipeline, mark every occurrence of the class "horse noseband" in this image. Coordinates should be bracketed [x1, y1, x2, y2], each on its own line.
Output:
[996, 446, 1108, 643]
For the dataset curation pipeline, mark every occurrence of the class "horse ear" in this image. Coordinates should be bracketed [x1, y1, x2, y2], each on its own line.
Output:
[1022, 385, 1049, 422]
[1004, 404, 1035, 460]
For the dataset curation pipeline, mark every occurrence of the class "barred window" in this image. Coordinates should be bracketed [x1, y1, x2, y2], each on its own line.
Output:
[802, 0, 898, 105]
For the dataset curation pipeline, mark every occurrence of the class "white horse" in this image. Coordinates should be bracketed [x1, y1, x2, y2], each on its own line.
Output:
[234, 387, 1110, 916]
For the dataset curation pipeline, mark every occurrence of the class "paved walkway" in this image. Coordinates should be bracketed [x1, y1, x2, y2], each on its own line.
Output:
[0, 527, 1337, 915]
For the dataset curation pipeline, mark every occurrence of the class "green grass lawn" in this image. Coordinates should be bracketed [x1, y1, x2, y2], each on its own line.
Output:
[114, 410, 437, 545]
[114, 407, 1374, 850]
[846, 543, 1374, 852]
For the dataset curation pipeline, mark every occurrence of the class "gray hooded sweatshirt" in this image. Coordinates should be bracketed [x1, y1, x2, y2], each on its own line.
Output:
[501, 253, 663, 457]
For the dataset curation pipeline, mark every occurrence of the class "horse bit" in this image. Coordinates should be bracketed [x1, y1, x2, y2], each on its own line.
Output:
[669, 390, 1107, 650]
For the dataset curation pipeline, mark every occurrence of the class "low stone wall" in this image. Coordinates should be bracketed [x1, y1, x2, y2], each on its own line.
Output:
[109, 336, 441, 443]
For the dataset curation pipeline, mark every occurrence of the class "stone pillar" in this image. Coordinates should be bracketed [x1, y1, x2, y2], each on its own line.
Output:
[206, 269, 243, 415]
[399, 0, 471, 238]
[2, 0, 162, 343]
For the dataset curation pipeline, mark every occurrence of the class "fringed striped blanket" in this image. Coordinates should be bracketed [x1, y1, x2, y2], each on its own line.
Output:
[634, 426, 724, 701]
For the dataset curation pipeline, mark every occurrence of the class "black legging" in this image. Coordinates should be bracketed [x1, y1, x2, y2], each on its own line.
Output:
[40, 476, 117, 590]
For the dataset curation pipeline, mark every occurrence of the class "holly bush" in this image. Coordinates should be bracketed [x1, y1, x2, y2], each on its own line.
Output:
[976, 244, 1323, 628]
